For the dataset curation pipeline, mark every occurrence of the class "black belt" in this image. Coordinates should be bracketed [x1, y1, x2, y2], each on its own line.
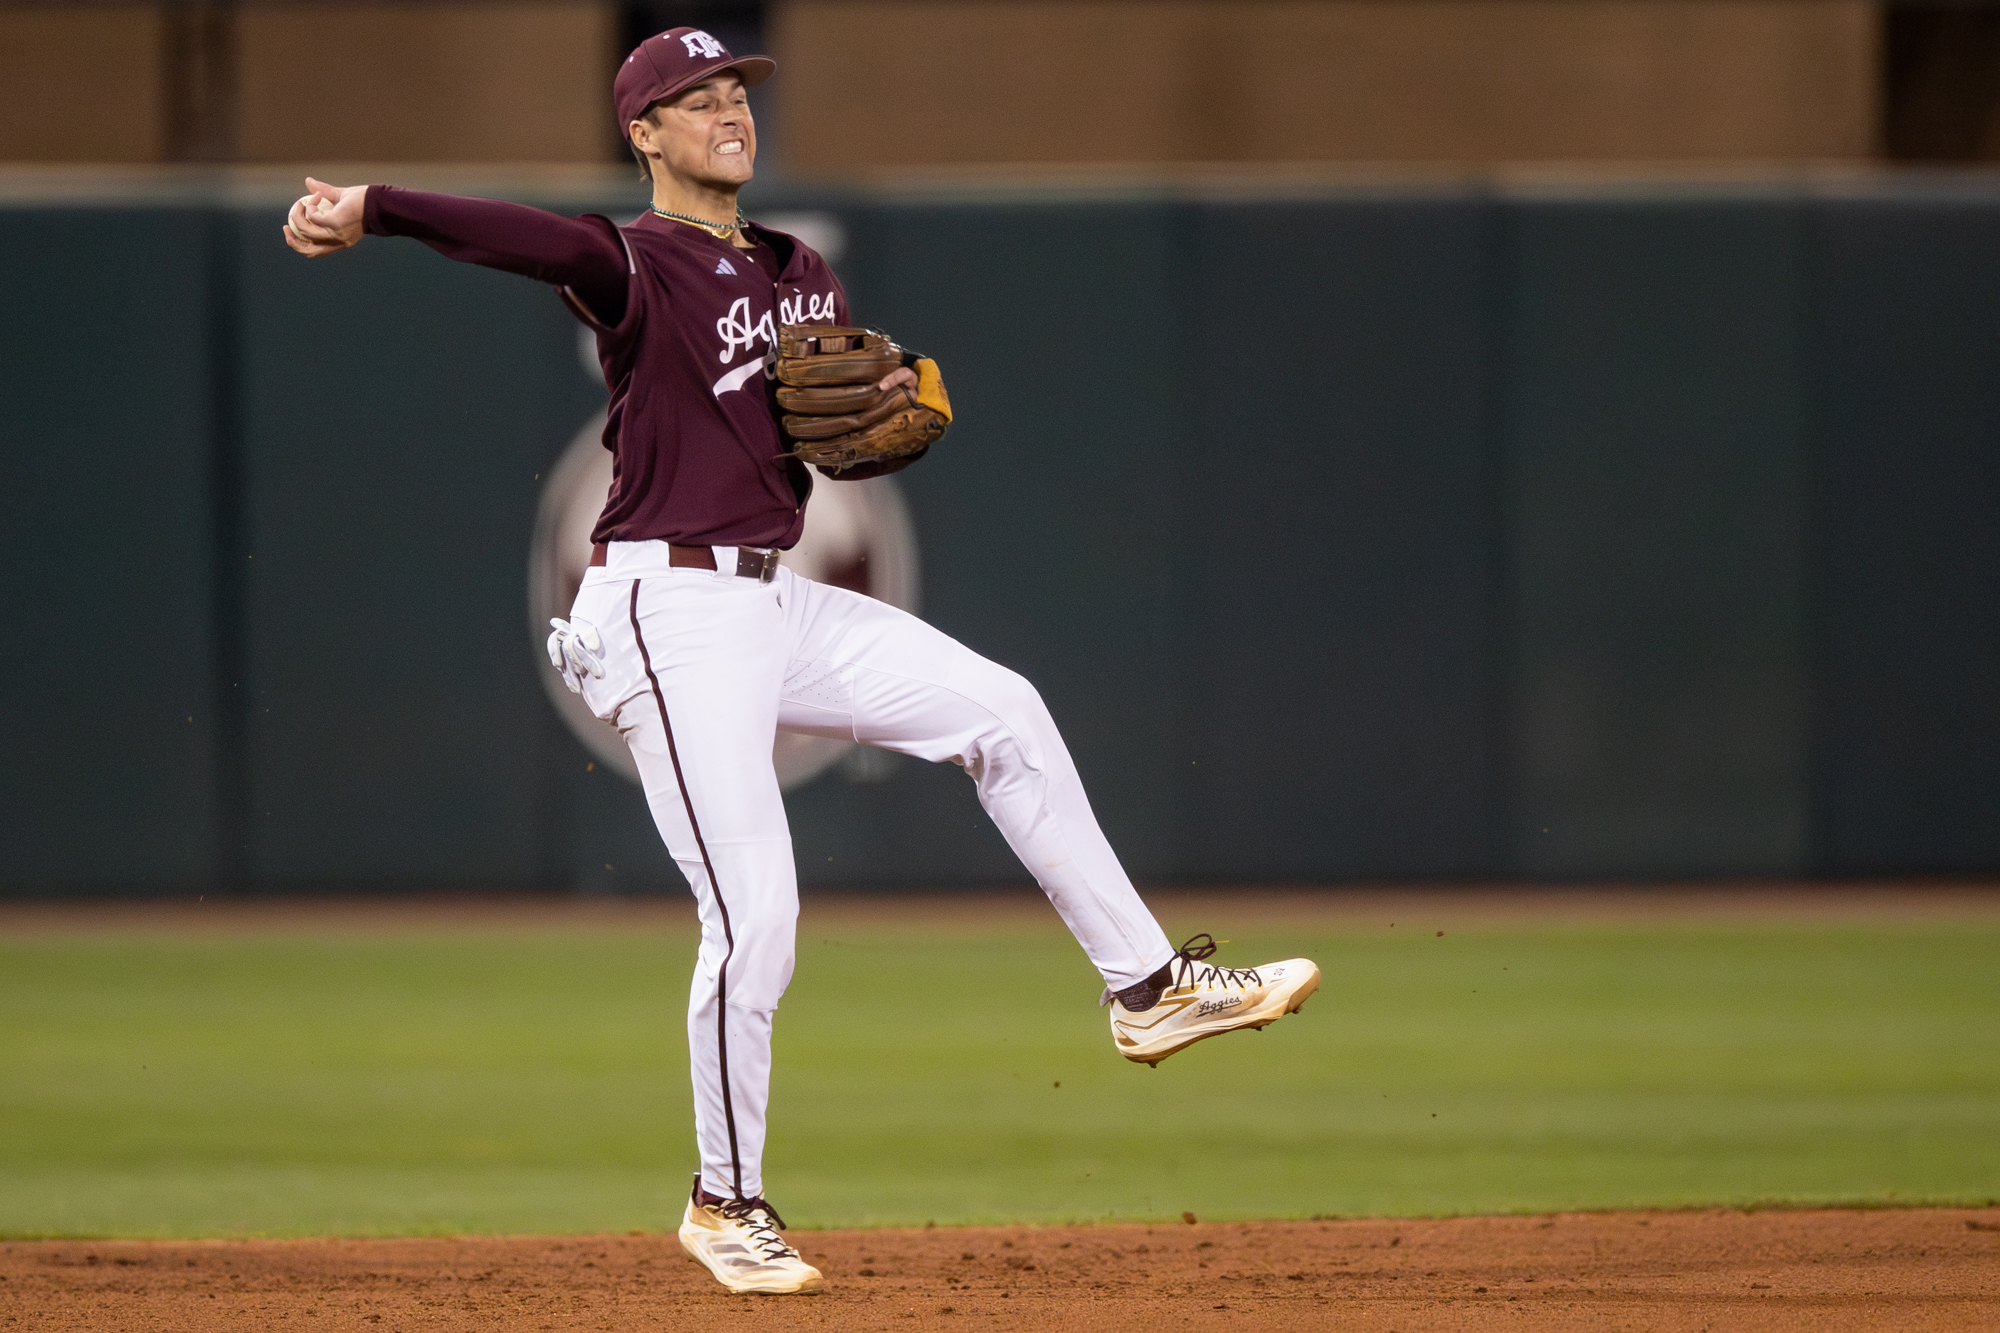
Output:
[587, 542, 781, 583]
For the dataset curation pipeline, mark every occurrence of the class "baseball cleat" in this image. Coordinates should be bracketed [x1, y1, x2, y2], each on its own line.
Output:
[678, 1181, 823, 1294]
[1107, 933, 1320, 1066]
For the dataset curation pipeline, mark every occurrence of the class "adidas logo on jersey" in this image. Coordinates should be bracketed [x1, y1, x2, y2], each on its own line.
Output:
[715, 256, 738, 276]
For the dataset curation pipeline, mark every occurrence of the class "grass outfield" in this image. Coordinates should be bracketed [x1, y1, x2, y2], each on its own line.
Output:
[2, 891, 1997, 1237]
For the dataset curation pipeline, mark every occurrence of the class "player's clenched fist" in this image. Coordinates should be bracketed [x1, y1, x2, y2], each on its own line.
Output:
[284, 178, 367, 257]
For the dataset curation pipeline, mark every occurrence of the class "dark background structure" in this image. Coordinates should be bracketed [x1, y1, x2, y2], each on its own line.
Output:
[3, 177, 1997, 894]
[3, 0, 1998, 894]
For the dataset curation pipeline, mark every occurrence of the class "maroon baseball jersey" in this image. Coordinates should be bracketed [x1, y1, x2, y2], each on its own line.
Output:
[363, 186, 847, 548]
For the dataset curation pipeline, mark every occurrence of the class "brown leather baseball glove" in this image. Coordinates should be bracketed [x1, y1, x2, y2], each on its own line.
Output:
[774, 325, 951, 478]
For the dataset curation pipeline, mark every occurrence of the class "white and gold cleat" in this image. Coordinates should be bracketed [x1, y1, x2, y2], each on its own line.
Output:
[1107, 933, 1320, 1066]
[678, 1181, 823, 1294]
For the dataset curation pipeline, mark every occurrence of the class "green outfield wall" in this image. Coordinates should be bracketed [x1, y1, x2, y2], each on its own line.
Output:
[2, 177, 1996, 893]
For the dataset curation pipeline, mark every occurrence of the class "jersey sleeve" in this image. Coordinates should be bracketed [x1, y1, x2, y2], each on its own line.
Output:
[363, 185, 630, 326]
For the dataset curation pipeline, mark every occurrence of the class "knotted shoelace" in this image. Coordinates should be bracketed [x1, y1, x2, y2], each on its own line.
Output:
[1102, 933, 1266, 1010]
[1168, 933, 1263, 991]
[715, 1196, 797, 1260]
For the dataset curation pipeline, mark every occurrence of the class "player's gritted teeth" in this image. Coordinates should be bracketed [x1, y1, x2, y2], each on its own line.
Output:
[715, 140, 744, 156]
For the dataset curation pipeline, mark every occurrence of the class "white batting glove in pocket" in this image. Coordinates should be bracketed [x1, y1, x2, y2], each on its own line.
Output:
[546, 617, 605, 694]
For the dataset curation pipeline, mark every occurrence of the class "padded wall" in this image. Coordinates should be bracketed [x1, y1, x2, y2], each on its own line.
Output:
[0, 209, 221, 890]
[1503, 200, 1811, 878]
[1181, 199, 1500, 880]
[3, 183, 1997, 893]
[1808, 193, 2000, 873]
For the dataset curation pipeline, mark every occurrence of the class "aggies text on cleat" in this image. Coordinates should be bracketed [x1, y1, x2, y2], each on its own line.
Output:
[678, 1180, 823, 1294]
[1106, 933, 1320, 1066]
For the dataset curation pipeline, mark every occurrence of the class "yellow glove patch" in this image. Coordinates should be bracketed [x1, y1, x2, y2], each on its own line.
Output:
[913, 357, 952, 424]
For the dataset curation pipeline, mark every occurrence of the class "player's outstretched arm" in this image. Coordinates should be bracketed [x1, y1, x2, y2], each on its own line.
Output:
[279, 180, 629, 323]
[284, 178, 366, 257]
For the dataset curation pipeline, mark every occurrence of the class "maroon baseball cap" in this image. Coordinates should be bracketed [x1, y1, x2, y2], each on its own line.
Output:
[614, 27, 775, 130]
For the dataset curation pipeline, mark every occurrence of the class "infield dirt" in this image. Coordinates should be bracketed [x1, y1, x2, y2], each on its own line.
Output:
[6, 1207, 1997, 1331]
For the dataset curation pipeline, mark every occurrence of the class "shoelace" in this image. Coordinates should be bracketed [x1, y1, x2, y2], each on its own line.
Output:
[1168, 933, 1263, 991]
[716, 1196, 796, 1260]
[1100, 933, 1267, 1009]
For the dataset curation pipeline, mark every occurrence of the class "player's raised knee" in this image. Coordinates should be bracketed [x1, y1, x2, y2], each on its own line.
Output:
[968, 661, 1051, 727]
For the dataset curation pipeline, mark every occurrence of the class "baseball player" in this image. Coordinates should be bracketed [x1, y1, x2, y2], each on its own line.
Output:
[283, 27, 1320, 1296]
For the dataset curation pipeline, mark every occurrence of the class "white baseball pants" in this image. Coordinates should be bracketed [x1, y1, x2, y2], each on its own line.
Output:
[571, 540, 1173, 1202]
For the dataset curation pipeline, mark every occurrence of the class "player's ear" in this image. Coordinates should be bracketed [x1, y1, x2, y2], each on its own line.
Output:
[628, 116, 659, 180]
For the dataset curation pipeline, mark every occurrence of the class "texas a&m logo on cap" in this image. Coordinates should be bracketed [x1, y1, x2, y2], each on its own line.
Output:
[680, 30, 725, 59]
